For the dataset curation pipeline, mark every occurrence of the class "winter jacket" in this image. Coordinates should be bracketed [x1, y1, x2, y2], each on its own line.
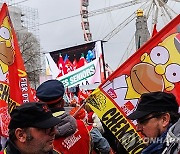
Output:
[51, 108, 77, 138]
[162, 118, 180, 154]
[53, 120, 92, 154]
[90, 127, 110, 154]
[0, 140, 58, 154]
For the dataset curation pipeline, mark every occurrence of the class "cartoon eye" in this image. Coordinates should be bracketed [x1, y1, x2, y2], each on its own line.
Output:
[165, 64, 180, 83]
[0, 27, 10, 40]
[150, 46, 169, 64]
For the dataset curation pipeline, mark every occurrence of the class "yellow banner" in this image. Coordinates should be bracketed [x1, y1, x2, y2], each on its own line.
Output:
[86, 88, 146, 154]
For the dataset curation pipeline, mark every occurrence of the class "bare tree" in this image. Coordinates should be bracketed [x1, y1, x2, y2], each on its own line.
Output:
[17, 31, 43, 89]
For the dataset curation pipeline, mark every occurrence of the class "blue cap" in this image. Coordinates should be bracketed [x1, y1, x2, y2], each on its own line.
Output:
[36, 80, 65, 103]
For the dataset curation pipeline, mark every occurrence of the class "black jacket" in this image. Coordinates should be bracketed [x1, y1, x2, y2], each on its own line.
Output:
[1, 140, 58, 154]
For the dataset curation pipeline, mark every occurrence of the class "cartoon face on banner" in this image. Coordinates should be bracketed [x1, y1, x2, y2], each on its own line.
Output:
[0, 4, 36, 137]
[128, 30, 180, 97]
[102, 25, 180, 116]
[0, 16, 15, 82]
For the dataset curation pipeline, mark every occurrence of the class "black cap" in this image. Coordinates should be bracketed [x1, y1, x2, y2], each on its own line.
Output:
[8, 102, 61, 129]
[127, 92, 179, 120]
[36, 80, 65, 103]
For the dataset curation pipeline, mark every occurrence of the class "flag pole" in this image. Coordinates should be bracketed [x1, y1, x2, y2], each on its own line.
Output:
[72, 100, 86, 117]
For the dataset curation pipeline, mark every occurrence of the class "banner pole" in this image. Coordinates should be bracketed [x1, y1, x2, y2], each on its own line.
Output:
[72, 100, 86, 117]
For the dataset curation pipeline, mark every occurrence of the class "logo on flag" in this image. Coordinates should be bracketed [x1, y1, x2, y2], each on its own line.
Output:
[107, 88, 117, 99]
[86, 15, 180, 153]
[0, 3, 35, 137]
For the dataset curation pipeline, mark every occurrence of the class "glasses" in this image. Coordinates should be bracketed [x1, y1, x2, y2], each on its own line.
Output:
[137, 112, 165, 125]
[137, 115, 158, 125]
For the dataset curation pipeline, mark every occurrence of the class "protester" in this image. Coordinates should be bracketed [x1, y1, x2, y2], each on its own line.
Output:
[163, 118, 180, 154]
[36, 80, 92, 153]
[85, 104, 104, 133]
[36, 80, 77, 138]
[127, 91, 180, 154]
[0, 102, 61, 154]
[36, 79, 111, 154]
[69, 107, 111, 154]
[85, 104, 128, 154]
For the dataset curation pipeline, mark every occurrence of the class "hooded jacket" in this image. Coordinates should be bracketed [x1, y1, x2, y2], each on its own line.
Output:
[51, 107, 77, 138]
[162, 118, 180, 154]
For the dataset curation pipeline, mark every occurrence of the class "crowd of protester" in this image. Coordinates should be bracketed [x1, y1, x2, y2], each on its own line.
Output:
[0, 79, 179, 154]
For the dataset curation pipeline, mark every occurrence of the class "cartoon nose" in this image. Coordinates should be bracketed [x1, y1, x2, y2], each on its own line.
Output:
[155, 64, 175, 91]
[155, 64, 165, 75]
[163, 76, 175, 91]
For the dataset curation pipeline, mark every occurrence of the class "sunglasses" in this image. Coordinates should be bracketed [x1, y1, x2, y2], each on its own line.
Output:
[137, 112, 165, 125]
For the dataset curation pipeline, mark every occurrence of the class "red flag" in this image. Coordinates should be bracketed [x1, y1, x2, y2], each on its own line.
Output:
[78, 89, 90, 103]
[73, 58, 78, 70]
[77, 53, 87, 68]
[86, 15, 180, 153]
[57, 54, 66, 77]
[64, 59, 74, 74]
[152, 24, 158, 37]
[0, 3, 35, 136]
[99, 15, 180, 120]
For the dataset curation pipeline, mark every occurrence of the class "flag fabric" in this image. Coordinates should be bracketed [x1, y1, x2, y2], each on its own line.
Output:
[86, 14, 180, 153]
[57, 53, 66, 77]
[77, 53, 87, 68]
[152, 24, 158, 37]
[78, 89, 89, 103]
[73, 58, 78, 70]
[63, 54, 68, 63]
[64, 59, 74, 74]
[0, 3, 35, 136]
[45, 53, 59, 79]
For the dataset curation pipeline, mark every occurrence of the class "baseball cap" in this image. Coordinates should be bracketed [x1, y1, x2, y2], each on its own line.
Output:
[127, 92, 179, 120]
[8, 102, 61, 129]
[36, 80, 65, 104]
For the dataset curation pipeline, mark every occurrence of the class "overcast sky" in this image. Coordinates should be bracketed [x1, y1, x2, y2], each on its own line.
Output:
[12, 0, 180, 70]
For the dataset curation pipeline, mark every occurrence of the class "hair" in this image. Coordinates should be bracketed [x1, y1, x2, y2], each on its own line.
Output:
[9, 128, 33, 142]
[169, 111, 180, 124]
[47, 98, 65, 109]
[25, 129, 34, 141]
[9, 128, 17, 141]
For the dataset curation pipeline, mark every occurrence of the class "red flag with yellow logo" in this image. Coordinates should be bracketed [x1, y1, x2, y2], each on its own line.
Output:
[0, 3, 35, 137]
[86, 14, 180, 153]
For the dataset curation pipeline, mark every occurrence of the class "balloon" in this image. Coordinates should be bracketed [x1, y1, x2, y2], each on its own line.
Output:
[86, 50, 95, 62]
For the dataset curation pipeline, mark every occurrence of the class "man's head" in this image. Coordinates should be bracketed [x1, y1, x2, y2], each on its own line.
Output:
[127, 92, 179, 138]
[9, 102, 61, 153]
[36, 80, 65, 108]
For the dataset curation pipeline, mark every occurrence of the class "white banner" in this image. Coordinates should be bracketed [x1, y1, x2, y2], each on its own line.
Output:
[56, 59, 101, 88]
